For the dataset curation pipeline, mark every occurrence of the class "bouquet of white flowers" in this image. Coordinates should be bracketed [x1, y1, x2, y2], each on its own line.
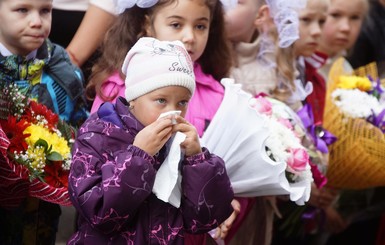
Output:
[200, 79, 312, 205]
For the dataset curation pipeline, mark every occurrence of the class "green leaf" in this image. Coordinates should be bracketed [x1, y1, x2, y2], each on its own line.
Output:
[47, 151, 63, 161]
[34, 139, 49, 151]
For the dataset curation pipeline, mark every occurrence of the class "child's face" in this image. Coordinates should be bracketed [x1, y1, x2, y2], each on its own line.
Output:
[0, 0, 52, 56]
[146, 0, 210, 62]
[318, 0, 366, 57]
[294, 0, 328, 57]
[130, 86, 191, 127]
[224, 0, 260, 43]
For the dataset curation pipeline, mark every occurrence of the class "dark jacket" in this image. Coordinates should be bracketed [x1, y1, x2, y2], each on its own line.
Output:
[68, 98, 234, 244]
[0, 39, 88, 125]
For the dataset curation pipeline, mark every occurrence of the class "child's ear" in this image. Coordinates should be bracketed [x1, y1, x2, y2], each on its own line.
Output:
[254, 4, 270, 27]
[143, 15, 154, 37]
[129, 100, 135, 109]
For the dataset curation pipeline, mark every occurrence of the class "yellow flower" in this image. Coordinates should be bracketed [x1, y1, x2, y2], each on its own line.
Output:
[24, 124, 71, 157]
[338, 75, 372, 92]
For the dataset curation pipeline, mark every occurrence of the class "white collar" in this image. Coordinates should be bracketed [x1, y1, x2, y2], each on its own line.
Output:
[0, 43, 37, 60]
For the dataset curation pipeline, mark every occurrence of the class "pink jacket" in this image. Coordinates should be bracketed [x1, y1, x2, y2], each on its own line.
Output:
[185, 64, 224, 136]
[90, 72, 125, 113]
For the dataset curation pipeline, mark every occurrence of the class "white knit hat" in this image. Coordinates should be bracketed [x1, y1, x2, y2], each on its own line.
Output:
[122, 37, 196, 102]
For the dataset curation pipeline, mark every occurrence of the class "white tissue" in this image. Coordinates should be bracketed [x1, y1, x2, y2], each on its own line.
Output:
[152, 132, 186, 208]
[157, 110, 181, 124]
[153, 111, 185, 208]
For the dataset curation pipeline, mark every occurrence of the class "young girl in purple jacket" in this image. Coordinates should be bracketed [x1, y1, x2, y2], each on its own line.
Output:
[68, 37, 233, 244]
[84, 0, 238, 242]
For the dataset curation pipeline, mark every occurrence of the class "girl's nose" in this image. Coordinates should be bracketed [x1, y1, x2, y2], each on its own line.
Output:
[311, 23, 322, 37]
[182, 27, 195, 44]
[166, 105, 179, 112]
[339, 17, 350, 32]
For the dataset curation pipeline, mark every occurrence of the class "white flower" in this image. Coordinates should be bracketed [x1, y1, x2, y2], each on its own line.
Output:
[332, 88, 385, 118]
[265, 116, 302, 162]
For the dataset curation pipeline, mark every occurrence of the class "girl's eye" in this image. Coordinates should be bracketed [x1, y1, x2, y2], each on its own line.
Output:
[300, 17, 311, 23]
[329, 12, 341, 19]
[350, 15, 361, 21]
[156, 98, 166, 104]
[170, 22, 181, 29]
[196, 24, 207, 30]
[319, 19, 326, 26]
[179, 100, 189, 107]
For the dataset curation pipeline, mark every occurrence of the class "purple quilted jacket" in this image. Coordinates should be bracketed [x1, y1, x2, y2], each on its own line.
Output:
[67, 98, 234, 245]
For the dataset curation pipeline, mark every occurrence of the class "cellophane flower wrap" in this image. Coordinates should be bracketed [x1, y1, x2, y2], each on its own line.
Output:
[200, 79, 312, 205]
[323, 58, 385, 189]
[0, 84, 75, 208]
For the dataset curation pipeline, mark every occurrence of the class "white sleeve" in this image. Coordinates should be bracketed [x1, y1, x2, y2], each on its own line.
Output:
[53, 0, 88, 11]
[89, 0, 117, 15]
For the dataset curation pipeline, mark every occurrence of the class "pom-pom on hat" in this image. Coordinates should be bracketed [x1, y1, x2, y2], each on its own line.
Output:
[122, 37, 196, 102]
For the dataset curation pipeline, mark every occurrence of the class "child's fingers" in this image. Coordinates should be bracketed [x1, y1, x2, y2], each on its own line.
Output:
[174, 115, 187, 124]
[172, 118, 195, 134]
[155, 116, 174, 129]
[215, 199, 241, 240]
[134, 119, 174, 156]
[148, 117, 174, 137]
[213, 227, 221, 240]
[231, 199, 241, 214]
[167, 116, 201, 156]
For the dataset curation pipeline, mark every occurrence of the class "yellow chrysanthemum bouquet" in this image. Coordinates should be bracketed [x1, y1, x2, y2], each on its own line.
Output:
[323, 58, 385, 189]
[0, 84, 75, 208]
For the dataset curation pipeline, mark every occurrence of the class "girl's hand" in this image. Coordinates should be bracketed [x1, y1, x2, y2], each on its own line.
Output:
[213, 199, 241, 240]
[319, 187, 339, 208]
[324, 206, 348, 233]
[309, 184, 339, 209]
[133, 117, 173, 156]
[172, 116, 202, 157]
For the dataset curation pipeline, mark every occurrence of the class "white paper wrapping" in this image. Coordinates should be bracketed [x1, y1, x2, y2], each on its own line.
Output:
[200, 79, 312, 205]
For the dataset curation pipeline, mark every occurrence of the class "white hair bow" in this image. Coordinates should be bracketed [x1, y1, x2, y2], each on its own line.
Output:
[266, 0, 307, 48]
[114, 0, 159, 14]
[219, 0, 237, 11]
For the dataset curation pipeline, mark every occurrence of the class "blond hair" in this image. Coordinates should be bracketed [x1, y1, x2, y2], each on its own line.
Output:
[258, 0, 297, 103]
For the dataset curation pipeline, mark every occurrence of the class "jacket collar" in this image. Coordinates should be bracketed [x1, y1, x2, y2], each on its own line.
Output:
[115, 97, 145, 135]
[193, 63, 224, 93]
